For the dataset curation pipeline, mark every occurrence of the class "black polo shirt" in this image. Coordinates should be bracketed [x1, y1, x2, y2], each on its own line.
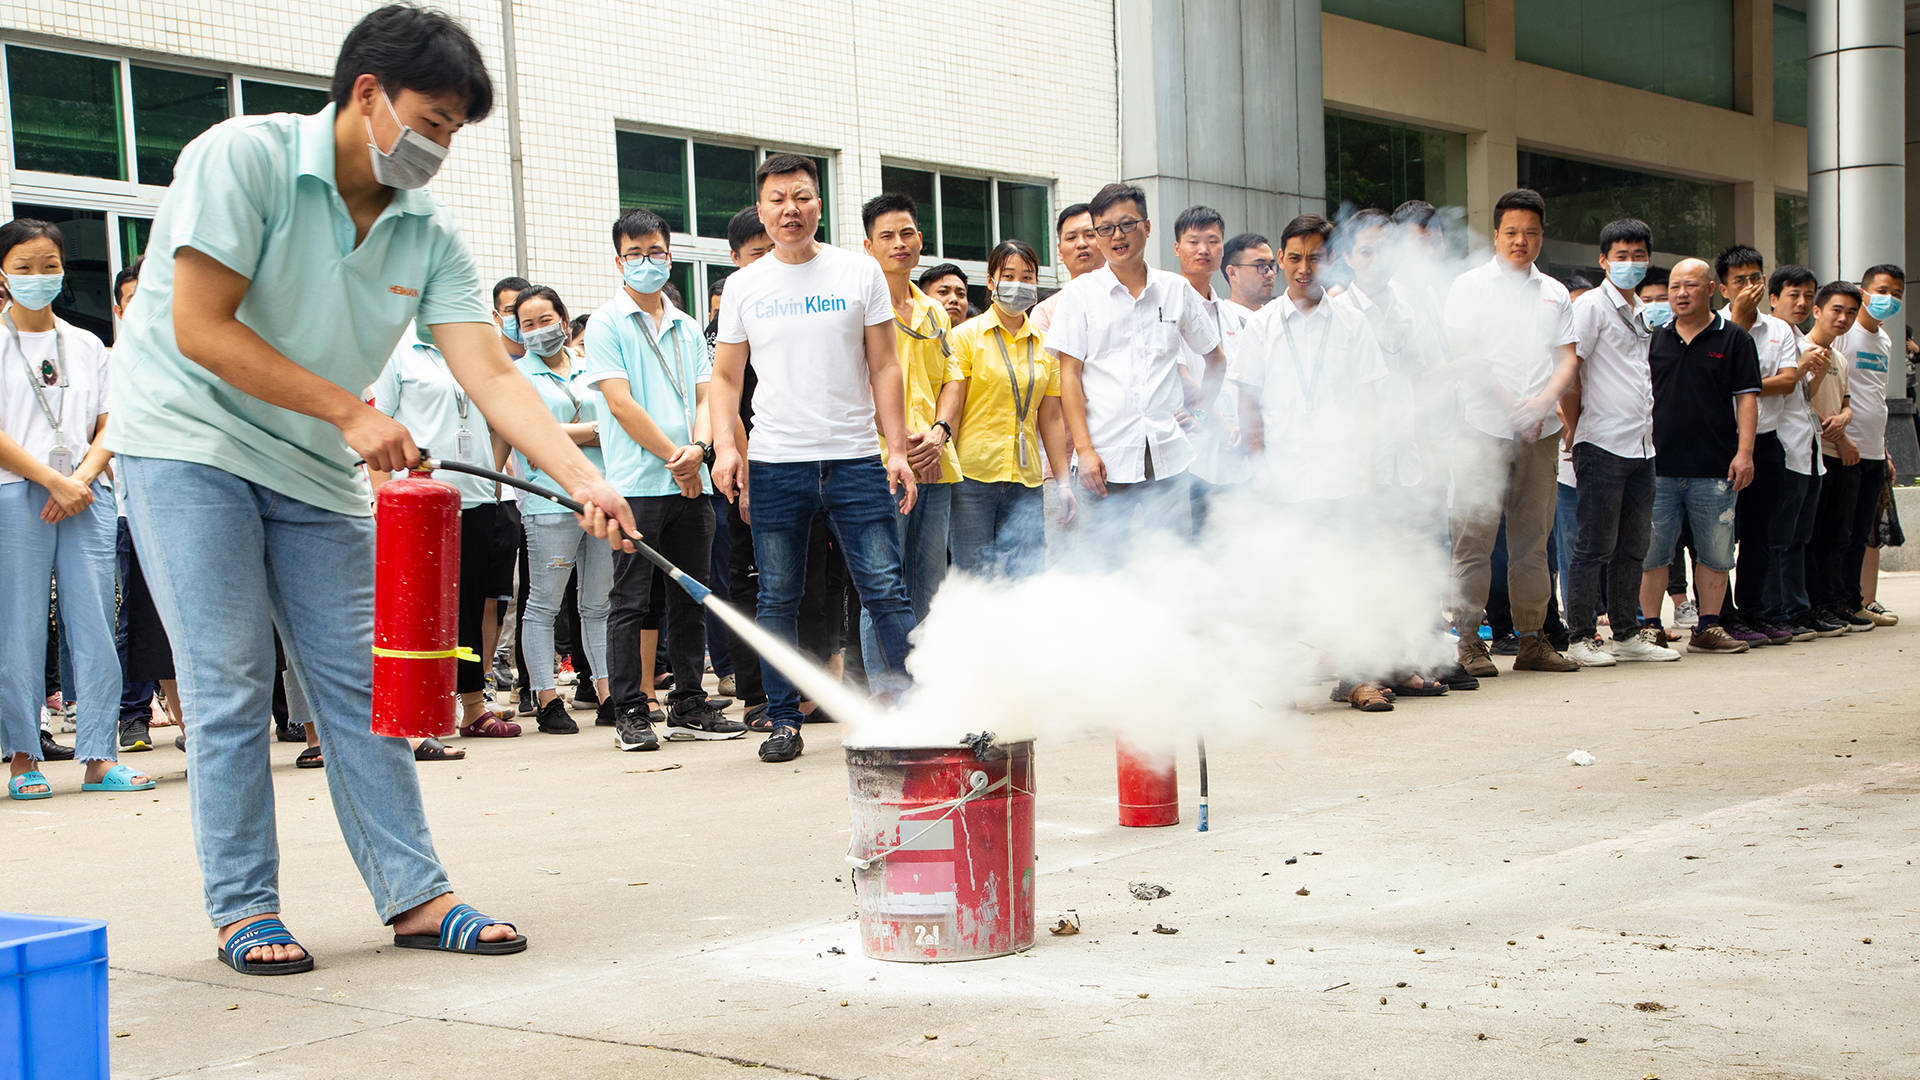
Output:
[1648, 313, 1762, 478]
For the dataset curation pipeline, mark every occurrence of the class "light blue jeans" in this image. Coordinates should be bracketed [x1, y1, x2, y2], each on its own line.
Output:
[522, 512, 611, 693]
[859, 481, 950, 686]
[0, 479, 120, 763]
[948, 479, 1045, 579]
[120, 456, 449, 927]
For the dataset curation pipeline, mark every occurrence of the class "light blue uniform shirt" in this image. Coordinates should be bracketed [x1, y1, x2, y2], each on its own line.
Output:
[103, 104, 490, 516]
[582, 291, 711, 499]
[368, 330, 497, 509]
[514, 349, 604, 516]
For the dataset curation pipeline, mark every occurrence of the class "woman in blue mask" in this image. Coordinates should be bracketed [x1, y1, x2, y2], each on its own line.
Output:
[511, 286, 614, 731]
[0, 218, 152, 799]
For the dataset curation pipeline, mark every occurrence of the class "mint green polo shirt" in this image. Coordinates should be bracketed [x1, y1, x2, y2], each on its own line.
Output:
[104, 104, 490, 516]
[368, 330, 499, 509]
[581, 291, 711, 499]
[513, 350, 605, 516]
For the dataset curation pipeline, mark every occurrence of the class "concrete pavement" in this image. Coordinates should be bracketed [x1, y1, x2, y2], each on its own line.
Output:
[8, 576, 1920, 1079]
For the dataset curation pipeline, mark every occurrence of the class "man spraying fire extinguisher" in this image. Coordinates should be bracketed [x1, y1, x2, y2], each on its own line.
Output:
[103, 4, 636, 978]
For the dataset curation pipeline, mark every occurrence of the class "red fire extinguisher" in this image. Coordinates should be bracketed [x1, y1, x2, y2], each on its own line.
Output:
[1116, 736, 1179, 827]
[372, 471, 463, 738]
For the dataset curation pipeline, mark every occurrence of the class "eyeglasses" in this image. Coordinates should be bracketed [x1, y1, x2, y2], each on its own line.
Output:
[620, 252, 670, 267]
[1093, 218, 1144, 239]
[1229, 260, 1279, 275]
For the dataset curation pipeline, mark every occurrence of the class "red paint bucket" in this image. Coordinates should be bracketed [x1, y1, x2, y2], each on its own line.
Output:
[1116, 736, 1179, 827]
[845, 739, 1035, 962]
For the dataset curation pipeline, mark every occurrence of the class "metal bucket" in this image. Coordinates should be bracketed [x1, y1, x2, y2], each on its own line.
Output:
[844, 738, 1035, 962]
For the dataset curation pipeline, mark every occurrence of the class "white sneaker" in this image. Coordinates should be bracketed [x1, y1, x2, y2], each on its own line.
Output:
[1568, 636, 1617, 667]
[1674, 600, 1699, 629]
[1615, 628, 1681, 663]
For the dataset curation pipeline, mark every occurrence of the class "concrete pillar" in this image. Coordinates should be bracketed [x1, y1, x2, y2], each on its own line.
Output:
[1116, 0, 1323, 269]
[1808, 0, 1912, 477]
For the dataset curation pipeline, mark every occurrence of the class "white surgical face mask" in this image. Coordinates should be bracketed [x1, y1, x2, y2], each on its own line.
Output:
[523, 322, 569, 358]
[992, 280, 1038, 314]
[365, 88, 448, 190]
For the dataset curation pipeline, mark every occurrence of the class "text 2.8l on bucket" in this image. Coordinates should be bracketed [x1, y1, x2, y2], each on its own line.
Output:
[845, 739, 1035, 962]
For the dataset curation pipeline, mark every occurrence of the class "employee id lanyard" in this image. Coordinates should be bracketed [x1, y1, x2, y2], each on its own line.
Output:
[5, 314, 75, 475]
[1278, 309, 1332, 409]
[638, 318, 697, 442]
[993, 327, 1039, 468]
[1614, 296, 1651, 341]
[450, 381, 476, 462]
[896, 308, 953, 359]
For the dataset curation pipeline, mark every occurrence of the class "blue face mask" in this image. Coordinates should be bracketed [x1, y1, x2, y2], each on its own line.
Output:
[6, 272, 64, 311]
[499, 316, 522, 345]
[622, 255, 671, 295]
[1866, 293, 1902, 321]
[1642, 300, 1673, 329]
[1607, 260, 1648, 290]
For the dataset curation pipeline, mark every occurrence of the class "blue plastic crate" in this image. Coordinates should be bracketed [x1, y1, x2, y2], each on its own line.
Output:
[0, 913, 109, 1080]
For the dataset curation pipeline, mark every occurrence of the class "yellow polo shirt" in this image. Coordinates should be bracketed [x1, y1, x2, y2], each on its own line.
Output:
[947, 306, 1060, 486]
[878, 284, 961, 483]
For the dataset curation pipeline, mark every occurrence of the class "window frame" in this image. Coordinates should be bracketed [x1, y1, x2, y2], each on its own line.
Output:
[877, 160, 1057, 291]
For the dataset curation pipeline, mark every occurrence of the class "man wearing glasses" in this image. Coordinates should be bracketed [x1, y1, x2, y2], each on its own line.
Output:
[1222, 233, 1277, 314]
[585, 208, 741, 752]
[1048, 183, 1229, 544]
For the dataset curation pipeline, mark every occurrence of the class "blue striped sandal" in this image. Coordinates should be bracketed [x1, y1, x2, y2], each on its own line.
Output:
[393, 902, 527, 956]
[217, 917, 315, 976]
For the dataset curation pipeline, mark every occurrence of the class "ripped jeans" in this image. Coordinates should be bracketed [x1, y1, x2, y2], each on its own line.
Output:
[1643, 476, 1737, 573]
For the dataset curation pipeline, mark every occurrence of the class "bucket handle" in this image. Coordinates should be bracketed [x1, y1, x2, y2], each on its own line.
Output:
[845, 770, 1004, 873]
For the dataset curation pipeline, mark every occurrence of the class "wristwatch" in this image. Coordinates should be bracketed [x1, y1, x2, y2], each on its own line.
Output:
[932, 420, 954, 443]
[695, 440, 715, 466]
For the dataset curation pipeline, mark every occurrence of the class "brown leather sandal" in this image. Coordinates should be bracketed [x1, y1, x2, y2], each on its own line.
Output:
[1341, 682, 1394, 712]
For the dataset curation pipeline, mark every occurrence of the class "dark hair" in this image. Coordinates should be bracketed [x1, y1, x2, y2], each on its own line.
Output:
[0, 218, 66, 263]
[1223, 232, 1270, 267]
[708, 275, 726, 299]
[1815, 280, 1863, 308]
[1334, 209, 1388, 257]
[569, 313, 590, 340]
[1279, 213, 1333, 250]
[987, 240, 1040, 280]
[512, 285, 570, 328]
[1492, 188, 1546, 232]
[1638, 266, 1670, 291]
[1056, 202, 1093, 234]
[330, 5, 492, 122]
[663, 283, 683, 310]
[727, 207, 767, 254]
[1712, 244, 1765, 282]
[1088, 183, 1148, 221]
[491, 275, 532, 309]
[1600, 218, 1654, 257]
[1173, 205, 1225, 240]
[1861, 263, 1906, 287]
[861, 192, 918, 237]
[1767, 264, 1816, 297]
[113, 255, 144, 308]
[613, 208, 671, 252]
[917, 262, 967, 290]
[1391, 199, 1439, 230]
[755, 153, 819, 196]
[1563, 273, 1595, 292]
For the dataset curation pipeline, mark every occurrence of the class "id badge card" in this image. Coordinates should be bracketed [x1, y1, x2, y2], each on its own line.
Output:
[1016, 432, 1030, 469]
[47, 444, 75, 477]
[456, 428, 476, 463]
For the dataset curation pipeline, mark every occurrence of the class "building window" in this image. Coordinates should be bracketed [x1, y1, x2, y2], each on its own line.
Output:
[1322, 0, 1466, 46]
[878, 164, 1053, 270]
[1324, 110, 1467, 220]
[615, 130, 832, 244]
[1776, 192, 1809, 270]
[1518, 149, 1734, 270]
[131, 65, 230, 187]
[1773, 3, 1808, 127]
[1516, 1, 1735, 111]
[239, 80, 329, 116]
[6, 47, 126, 179]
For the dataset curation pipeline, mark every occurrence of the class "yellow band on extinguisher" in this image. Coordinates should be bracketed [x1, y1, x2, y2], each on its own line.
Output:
[372, 645, 484, 663]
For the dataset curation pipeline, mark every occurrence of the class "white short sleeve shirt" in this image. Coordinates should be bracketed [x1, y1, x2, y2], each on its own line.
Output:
[1569, 283, 1654, 459]
[1, 318, 111, 486]
[1444, 257, 1577, 440]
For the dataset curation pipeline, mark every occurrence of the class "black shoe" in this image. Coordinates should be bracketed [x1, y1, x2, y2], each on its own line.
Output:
[758, 725, 804, 763]
[1784, 623, 1819, 643]
[120, 718, 153, 752]
[1436, 665, 1480, 692]
[614, 705, 660, 751]
[1837, 608, 1875, 633]
[667, 698, 748, 741]
[1808, 612, 1848, 637]
[40, 729, 75, 761]
[571, 680, 601, 709]
[1546, 629, 1571, 653]
[705, 696, 735, 713]
[276, 718, 306, 743]
[517, 687, 535, 716]
[536, 697, 579, 735]
[1490, 633, 1521, 656]
[173, 733, 186, 751]
[595, 700, 617, 727]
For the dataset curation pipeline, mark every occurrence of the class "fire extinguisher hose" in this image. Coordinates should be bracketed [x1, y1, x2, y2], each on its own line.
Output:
[416, 452, 712, 605]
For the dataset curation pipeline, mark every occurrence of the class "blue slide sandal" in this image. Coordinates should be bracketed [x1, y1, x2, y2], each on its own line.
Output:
[8, 771, 52, 800]
[393, 903, 528, 955]
[81, 764, 156, 792]
[218, 917, 316, 976]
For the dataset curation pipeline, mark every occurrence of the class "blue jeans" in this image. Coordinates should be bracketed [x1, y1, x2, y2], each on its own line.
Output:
[116, 517, 158, 719]
[1644, 476, 1738, 572]
[749, 457, 913, 724]
[120, 456, 449, 927]
[521, 513, 612, 693]
[949, 480, 1045, 579]
[859, 481, 950, 685]
[1, 480, 119, 763]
